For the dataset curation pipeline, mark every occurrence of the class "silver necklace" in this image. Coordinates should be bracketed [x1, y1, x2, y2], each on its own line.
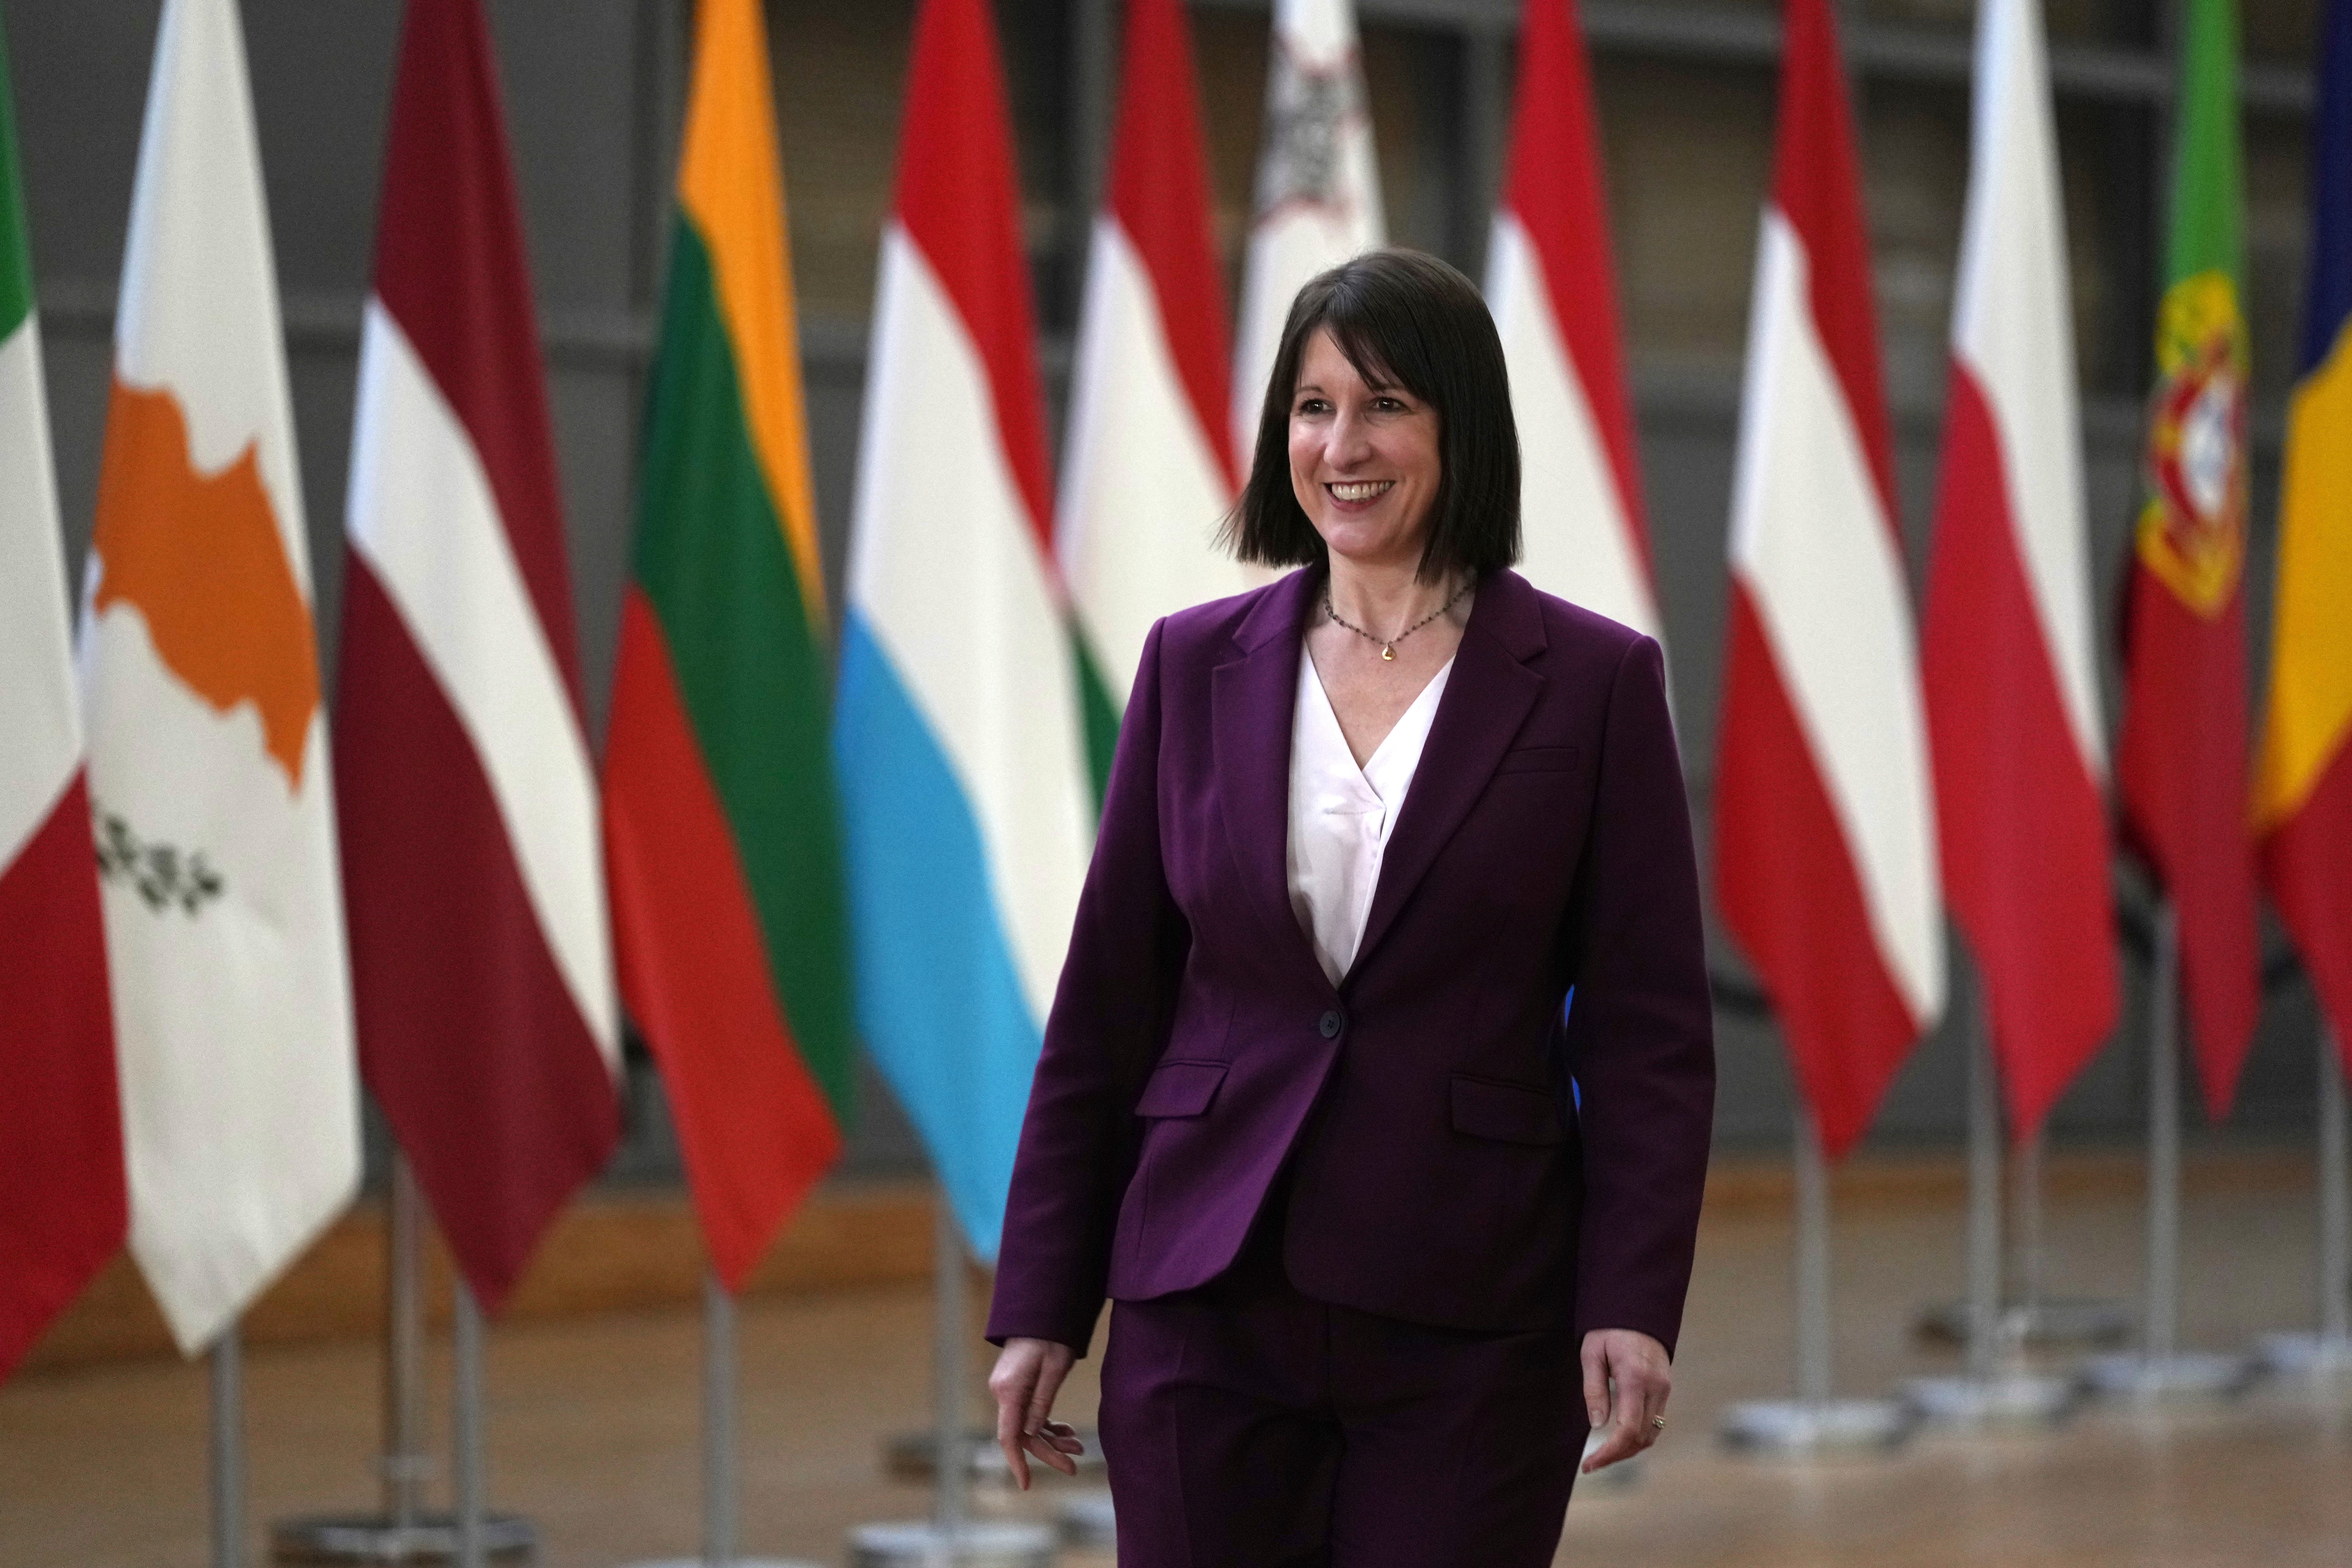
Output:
[1322, 578, 1473, 662]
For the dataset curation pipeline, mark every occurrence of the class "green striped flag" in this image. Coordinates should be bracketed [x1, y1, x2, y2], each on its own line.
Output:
[601, 0, 854, 1288]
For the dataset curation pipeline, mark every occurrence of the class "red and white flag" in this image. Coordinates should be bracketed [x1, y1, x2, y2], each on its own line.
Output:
[1921, 0, 2117, 1138]
[1716, 0, 1944, 1160]
[334, 0, 618, 1311]
[0, 26, 124, 1374]
[1486, 0, 1659, 638]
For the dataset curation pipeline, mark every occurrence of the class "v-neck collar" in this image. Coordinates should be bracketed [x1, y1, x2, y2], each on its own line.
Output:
[1299, 645, 1456, 797]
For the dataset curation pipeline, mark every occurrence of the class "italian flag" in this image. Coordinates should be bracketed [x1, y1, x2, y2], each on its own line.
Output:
[0, 10, 125, 1380]
[2116, 0, 2262, 1117]
[603, 0, 856, 1288]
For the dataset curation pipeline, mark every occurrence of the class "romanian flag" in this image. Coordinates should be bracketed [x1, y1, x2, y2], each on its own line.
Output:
[2116, 0, 2263, 1117]
[2254, 0, 2352, 1069]
[0, 10, 124, 1380]
[603, 0, 856, 1288]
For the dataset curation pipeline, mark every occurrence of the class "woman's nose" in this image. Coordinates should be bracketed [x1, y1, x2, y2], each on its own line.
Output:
[1325, 408, 1374, 466]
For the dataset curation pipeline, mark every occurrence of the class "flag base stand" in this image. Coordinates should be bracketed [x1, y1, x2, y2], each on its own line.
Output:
[845, 1521, 1056, 1568]
[2078, 1351, 2254, 1403]
[268, 1514, 536, 1564]
[881, 1428, 1107, 1485]
[2254, 1333, 2352, 1381]
[1057, 1492, 1116, 1550]
[1717, 1397, 1915, 1455]
[1915, 1296, 2134, 1349]
[1897, 1372, 2077, 1429]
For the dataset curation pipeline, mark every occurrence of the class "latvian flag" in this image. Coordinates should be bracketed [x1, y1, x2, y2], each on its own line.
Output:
[0, 11, 124, 1379]
[1715, 0, 1944, 1159]
[1920, 0, 2118, 1137]
[335, 0, 618, 1311]
[1486, 0, 1660, 639]
[834, 0, 1094, 1256]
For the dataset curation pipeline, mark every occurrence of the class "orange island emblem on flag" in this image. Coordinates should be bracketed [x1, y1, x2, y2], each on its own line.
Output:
[89, 374, 321, 790]
[2136, 270, 2248, 619]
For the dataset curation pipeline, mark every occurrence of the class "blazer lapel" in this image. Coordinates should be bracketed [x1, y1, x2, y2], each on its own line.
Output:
[1350, 569, 1548, 980]
[1211, 568, 1332, 992]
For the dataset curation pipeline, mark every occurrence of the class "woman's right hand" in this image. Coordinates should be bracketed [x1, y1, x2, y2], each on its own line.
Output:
[987, 1336, 1083, 1489]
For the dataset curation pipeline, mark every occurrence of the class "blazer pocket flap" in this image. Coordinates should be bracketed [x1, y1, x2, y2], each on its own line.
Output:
[1450, 1075, 1566, 1146]
[1136, 1059, 1229, 1119]
[1493, 745, 1579, 775]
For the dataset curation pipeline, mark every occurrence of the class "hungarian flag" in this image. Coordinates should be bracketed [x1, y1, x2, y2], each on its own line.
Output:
[603, 0, 856, 1290]
[2254, 0, 2352, 1067]
[0, 12, 124, 1381]
[1920, 0, 2118, 1137]
[2116, 0, 2262, 1118]
[335, 0, 618, 1312]
[1715, 0, 1944, 1160]
[834, 0, 1093, 1256]
[1486, 0, 1660, 639]
[1231, 0, 1384, 463]
[1059, 0, 1246, 796]
[79, 0, 359, 1354]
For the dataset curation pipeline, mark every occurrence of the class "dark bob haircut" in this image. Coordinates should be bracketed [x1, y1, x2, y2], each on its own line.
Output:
[1221, 248, 1520, 583]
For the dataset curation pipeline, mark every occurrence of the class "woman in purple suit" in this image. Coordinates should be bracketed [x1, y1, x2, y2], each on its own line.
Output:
[984, 249, 1714, 1567]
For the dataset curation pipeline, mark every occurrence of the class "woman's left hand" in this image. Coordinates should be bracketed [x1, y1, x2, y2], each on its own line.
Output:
[1578, 1327, 1672, 1472]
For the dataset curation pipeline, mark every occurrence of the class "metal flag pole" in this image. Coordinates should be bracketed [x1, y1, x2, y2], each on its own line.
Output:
[2259, 1029, 2352, 1378]
[626, 1271, 821, 1568]
[454, 1279, 485, 1568]
[1720, 1105, 1912, 1454]
[1902, 993, 2073, 1426]
[2084, 903, 2249, 1401]
[212, 1323, 247, 1568]
[848, 1188, 1054, 1567]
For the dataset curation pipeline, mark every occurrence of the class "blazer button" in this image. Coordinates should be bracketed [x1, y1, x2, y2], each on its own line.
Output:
[1318, 1009, 1343, 1039]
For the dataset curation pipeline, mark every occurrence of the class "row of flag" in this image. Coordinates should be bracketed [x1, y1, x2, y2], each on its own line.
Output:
[1, 0, 2346, 1403]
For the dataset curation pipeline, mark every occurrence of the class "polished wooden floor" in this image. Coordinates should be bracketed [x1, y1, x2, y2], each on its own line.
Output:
[5, 1149, 2348, 1567]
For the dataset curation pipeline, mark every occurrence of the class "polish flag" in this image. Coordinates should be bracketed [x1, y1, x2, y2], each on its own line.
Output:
[79, 0, 359, 1354]
[1486, 0, 1660, 639]
[1921, 0, 2118, 1138]
[0, 12, 124, 1378]
[833, 0, 1094, 1254]
[334, 0, 618, 1311]
[1059, 0, 1247, 793]
[1715, 0, 1944, 1160]
[1231, 0, 1384, 463]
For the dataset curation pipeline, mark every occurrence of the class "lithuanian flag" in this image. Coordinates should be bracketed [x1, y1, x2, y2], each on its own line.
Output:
[2254, 0, 2352, 1069]
[602, 0, 854, 1289]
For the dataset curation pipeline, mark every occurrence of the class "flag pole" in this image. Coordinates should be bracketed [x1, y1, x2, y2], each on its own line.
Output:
[385, 1158, 428, 1530]
[2259, 1029, 2352, 1378]
[846, 1188, 1053, 1567]
[1719, 1105, 1911, 1454]
[1901, 985, 2073, 1426]
[454, 1279, 485, 1568]
[2085, 903, 2249, 1401]
[211, 1323, 246, 1568]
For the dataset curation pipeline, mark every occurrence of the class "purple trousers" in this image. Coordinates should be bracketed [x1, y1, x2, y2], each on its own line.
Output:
[1096, 1187, 1590, 1568]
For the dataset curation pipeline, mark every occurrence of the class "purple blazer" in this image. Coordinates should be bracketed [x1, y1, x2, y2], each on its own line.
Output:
[985, 566, 1714, 1355]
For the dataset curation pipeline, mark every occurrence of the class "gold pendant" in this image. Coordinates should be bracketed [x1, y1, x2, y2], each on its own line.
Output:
[1381, 644, 1395, 661]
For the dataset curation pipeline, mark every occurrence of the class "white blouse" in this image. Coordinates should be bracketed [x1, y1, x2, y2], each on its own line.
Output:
[1286, 646, 1455, 988]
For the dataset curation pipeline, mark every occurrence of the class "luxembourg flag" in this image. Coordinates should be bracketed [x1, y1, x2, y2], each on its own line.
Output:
[1485, 0, 1660, 639]
[834, 0, 1094, 1257]
[1059, 0, 1245, 798]
[1920, 0, 2117, 1138]
[1715, 0, 1943, 1161]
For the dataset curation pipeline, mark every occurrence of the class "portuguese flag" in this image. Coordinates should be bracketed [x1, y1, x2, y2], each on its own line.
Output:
[602, 0, 854, 1290]
[2116, 0, 2263, 1118]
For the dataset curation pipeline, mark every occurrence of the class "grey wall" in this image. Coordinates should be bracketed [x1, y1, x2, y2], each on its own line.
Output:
[6, 0, 2332, 1187]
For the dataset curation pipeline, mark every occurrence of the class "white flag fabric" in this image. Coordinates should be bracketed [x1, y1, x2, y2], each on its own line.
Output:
[1230, 0, 1384, 461]
[77, 0, 359, 1353]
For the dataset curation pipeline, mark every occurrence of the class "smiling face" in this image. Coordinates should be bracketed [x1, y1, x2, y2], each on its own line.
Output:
[1286, 328, 1443, 574]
